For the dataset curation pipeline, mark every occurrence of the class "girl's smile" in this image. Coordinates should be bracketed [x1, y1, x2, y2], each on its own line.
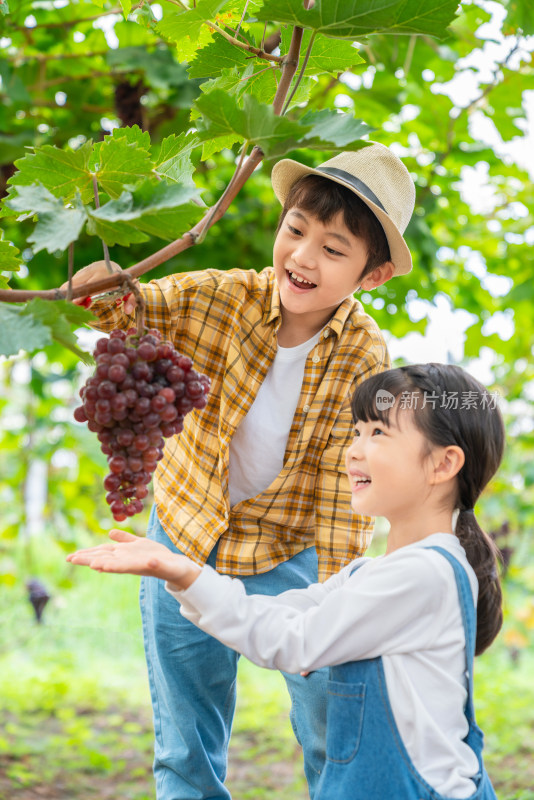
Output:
[348, 468, 372, 492]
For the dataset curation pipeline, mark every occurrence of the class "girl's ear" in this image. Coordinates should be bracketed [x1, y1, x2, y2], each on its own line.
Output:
[429, 445, 465, 485]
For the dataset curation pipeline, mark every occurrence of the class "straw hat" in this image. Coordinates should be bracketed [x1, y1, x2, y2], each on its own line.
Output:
[271, 142, 415, 276]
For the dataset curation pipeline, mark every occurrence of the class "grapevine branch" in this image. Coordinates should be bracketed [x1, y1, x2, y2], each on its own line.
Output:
[0, 24, 305, 305]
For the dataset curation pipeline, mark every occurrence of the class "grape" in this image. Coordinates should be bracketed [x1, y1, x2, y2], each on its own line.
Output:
[108, 364, 127, 383]
[73, 327, 210, 522]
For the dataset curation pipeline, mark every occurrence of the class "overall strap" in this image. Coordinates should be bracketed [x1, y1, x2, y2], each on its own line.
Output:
[425, 545, 477, 722]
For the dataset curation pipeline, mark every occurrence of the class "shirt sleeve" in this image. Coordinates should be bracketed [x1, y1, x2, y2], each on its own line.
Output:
[314, 333, 391, 580]
[88, 278, 176, 335]
[167, 549, 448, 674]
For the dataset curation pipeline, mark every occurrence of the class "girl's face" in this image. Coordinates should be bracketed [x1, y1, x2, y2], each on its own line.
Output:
[273, 208, 379, 330]
[345, 410, 435, 523]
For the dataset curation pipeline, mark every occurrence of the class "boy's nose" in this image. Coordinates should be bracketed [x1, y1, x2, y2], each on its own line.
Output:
[292, 242, 318, 269]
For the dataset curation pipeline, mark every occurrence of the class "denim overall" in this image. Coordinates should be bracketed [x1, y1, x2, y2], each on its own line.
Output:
[315, 546, 498, 800]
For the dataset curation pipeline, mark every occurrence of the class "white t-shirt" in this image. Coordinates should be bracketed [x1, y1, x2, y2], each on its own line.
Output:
[168, 533, 481, 799]
[228, 332, 321, 507]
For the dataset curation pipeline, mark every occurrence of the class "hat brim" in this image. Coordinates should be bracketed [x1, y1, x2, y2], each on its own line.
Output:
[271, 159, 412, 277]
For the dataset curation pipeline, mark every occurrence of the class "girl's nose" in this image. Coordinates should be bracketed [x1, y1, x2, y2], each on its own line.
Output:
[346, 436, 363, 462]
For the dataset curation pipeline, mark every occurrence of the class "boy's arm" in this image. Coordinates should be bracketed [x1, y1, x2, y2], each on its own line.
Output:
[66, 530, 201, 590]
[60, 260, 139, 331]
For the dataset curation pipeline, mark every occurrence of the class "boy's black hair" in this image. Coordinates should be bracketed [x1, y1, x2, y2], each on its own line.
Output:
[351, 363, 505, 656]
[276, 173, 391, 279]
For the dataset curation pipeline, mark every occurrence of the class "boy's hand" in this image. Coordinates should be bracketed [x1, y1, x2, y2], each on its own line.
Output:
[66, 529, 201, 590]
[59, 260, 138, 316]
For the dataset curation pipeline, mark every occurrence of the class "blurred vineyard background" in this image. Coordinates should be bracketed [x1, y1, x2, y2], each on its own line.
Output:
[1, 0, 534, 797]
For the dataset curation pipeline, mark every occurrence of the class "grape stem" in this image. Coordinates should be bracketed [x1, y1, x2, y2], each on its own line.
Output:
[92, 174, 117, 276]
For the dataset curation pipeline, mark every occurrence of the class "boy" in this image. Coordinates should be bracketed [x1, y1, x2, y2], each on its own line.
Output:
[66, 142, 415, 800]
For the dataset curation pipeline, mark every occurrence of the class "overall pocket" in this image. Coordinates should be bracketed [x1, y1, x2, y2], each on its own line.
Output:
[325, 680, 366, 764]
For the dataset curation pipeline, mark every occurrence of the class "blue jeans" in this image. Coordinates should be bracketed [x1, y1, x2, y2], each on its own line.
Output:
[140, 505, 327, 800]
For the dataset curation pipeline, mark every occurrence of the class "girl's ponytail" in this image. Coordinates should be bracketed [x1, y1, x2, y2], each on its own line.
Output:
[455, 508, 503, 655]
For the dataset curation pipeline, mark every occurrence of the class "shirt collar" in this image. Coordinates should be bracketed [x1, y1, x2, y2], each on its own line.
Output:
[263, 276, 359, 339]
[327, 295, 358, 339]
[263, 270, 282, 327]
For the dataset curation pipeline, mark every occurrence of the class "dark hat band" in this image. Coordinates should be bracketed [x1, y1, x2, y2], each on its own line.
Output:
[317, 167, 387, 214]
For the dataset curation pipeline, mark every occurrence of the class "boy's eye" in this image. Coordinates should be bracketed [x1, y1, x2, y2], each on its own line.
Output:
[287, 224, 302, 236]
[325, 245, 344, 257]
[372, 427, 384, 436]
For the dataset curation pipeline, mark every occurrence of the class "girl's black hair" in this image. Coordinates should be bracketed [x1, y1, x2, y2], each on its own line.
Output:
[276, 174, 391, 278]
[351, 363, 505, 655]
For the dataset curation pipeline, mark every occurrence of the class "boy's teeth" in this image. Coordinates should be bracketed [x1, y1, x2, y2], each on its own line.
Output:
[290, 272, 313, 285]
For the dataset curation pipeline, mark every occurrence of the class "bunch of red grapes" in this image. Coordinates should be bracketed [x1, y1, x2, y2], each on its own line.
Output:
[74, 328, 210, 522]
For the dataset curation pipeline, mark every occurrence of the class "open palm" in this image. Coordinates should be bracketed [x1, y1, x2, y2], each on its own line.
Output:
[66, 529, 198, 587]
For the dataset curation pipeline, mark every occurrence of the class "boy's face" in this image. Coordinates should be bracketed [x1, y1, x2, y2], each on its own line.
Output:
[273, 208, 388, 327]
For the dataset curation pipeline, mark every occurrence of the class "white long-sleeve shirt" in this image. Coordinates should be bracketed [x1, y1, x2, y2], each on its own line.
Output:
[168, 533, 481, 799]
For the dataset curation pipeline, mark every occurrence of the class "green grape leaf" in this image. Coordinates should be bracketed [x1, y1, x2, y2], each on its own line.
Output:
[20, 299, 94, 363]
[132, 205, 205, 241]
[187, 33, 249, 79]
[156, 0, 226, 61]
[193, 63, 311, 120]
[110, 124, 152, 152]
[86, 215, 150, 248]
[119, 0, 132, 18]
[256, 0, 459, 40]
[502, 0, 534, 35]
[300, 110, 375, 149]
[154, 133, 200, 186]
[202, 134, 242, 160]
[280, 28, 364, 75]
[92, 136, 153, 199]
[0, 303, 53, 357]
[90, 180, 204, 242]
[195, 90, 309, 158]
[0, 0, 9, 16]
[0, 232, 22, 272]
[5, 183, 86, 253]
[9, 141, 94, 202]
[92, 181, 201, 221]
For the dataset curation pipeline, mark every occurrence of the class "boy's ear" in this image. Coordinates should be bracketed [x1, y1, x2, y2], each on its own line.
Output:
[428, 445, 465, 485]
[359, 262, 394, 291]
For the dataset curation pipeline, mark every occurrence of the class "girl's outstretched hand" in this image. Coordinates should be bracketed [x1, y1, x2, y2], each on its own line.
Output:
[66, 529, 201, 590]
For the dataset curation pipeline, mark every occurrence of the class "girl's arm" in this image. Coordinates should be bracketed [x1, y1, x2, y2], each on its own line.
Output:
[172, 548, 449, 674]
[66, 530, 201, 590]
[68, 534, 451, 674]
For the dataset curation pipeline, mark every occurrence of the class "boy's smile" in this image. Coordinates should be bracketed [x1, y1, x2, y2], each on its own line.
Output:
[287, 269, 317, 290]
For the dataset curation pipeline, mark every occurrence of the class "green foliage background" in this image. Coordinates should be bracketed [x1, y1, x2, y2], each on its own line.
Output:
[0, 0, 534, 796]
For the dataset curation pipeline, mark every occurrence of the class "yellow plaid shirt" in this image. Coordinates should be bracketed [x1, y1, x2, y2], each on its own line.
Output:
[91, 267, 390, 580]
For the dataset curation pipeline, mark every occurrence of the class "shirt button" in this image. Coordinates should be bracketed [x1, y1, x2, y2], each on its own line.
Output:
[224, 511, 229, 520]
[323, 330, 330, 338]
[303, 404, 310, 413]
[312, 354, 320, 363]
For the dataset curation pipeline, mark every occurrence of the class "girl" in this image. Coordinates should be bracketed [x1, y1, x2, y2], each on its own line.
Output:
[67, 363, 504, 799]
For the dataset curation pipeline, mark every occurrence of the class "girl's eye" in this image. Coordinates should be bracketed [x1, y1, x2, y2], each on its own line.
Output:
[287, 224, 302, 236]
